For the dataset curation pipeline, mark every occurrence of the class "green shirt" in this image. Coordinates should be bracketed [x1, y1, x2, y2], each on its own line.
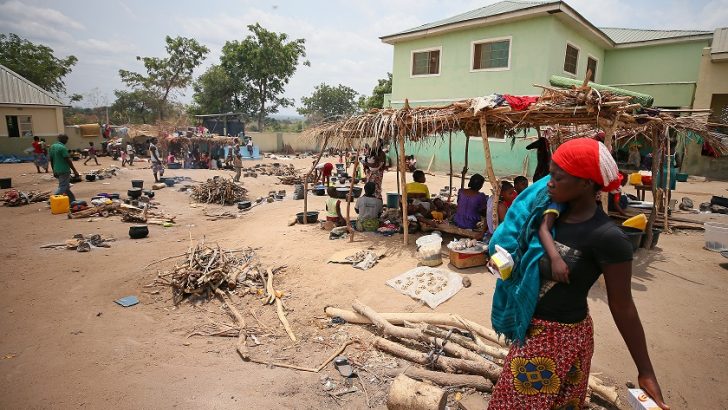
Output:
[49, 142, 71, 174]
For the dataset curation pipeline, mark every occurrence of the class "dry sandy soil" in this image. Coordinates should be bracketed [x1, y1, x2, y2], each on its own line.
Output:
[0, 154, 727, 409]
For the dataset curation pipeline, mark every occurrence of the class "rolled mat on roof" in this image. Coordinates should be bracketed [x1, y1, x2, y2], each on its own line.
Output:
[549, 75, 654, 108]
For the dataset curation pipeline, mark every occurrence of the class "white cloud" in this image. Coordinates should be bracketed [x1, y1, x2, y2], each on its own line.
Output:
[76, 38, 137, 54]
[0, 0, 84, 43]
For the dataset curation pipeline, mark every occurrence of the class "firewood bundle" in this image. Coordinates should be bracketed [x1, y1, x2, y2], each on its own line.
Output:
[155, 242, 259, 303]
[277, 175, 303, 185]
[326, 300, 621, 408]
[245, 163, 298, 177]
[191, 177, 248, 205]
[1, 189, 51, 206]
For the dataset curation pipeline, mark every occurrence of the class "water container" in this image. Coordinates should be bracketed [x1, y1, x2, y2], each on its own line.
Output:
[622, 214, 647, 231]
[704, 222, 728, 251]
[628, 173, 643, 186]
[416, 234, 443, 266]
[50, 195, 70, 214]
[386, 192, 400, 209]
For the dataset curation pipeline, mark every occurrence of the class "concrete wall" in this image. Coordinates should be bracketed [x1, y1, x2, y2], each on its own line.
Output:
[693, 47, 728, 109]
[547, 17, 605, 83]
[602, 40, 709, 107]
[0, 105, 64, 155]
[682, 139, 728, 181]
[390, 16, 557, 103]
[246, 131, 320, 153]
[388, 133, 538, 179]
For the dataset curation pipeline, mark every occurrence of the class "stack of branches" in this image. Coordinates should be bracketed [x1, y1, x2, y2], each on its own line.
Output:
[67, 202, 175, 224]
[245, 163, 298, 177]
[153, 241, 297, 359]
[191, 177, 248, 205]
[155, 241, 258, 304]
[1, 189, 51, 206]
[278, 175, 306, 185]
[324, 300, 621, 408]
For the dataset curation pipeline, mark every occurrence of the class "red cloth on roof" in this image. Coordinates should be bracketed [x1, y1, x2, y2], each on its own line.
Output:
[503, 94, 539, 111]
[552, 138, 622, 192]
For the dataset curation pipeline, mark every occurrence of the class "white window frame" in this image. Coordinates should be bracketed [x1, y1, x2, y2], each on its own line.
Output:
[470, 36, 512, 72]
[563, 42, 580, 76]
[18, 115, 33, 137]
[410, 46, 442, 78]
[586, 54, 599, 81]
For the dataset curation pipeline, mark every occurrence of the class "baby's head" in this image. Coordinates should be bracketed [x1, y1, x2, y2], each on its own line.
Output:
[500, 181, 517, 202]
[413, 170, 426, 183]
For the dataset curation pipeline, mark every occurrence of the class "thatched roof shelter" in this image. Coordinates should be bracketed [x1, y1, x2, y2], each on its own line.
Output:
[301, 84, 728, 246]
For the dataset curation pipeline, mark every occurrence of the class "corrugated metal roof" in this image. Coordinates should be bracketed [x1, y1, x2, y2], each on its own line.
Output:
[0, 64, 66, 107]
[598, 27, 711, 44]
[383, 0, 557, 38]
[712, 27, 728, 54]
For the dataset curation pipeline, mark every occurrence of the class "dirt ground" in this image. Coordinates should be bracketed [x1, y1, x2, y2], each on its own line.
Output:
[1, 154, 727, 409]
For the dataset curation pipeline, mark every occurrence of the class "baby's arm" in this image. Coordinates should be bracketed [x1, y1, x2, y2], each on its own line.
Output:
[539, 210, 570, 283]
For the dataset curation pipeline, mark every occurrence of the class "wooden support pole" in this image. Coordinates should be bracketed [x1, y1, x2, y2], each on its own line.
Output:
[663, 128, 672, 233]
[347, 140, 364, 242]
[644, 128, 663, 248]
[479, 117, 499, 230]
[400, 100, 410, 245]
[302, 136, 330, 224]
[461, 134, 470, 191]
[448, 131, 453, 202]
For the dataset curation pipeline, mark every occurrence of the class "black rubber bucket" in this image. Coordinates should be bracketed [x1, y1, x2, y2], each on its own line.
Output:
[621, 226, 644, 252]
[131, 179, 144, 189]
[296, 211, 319, 224]
[640, 228, 662, 249]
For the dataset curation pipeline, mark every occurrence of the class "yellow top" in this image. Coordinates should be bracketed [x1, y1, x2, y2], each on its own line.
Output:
[405, 182, 430, 199]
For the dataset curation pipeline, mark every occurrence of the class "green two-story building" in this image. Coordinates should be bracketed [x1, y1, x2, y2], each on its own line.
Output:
[380, 0, 728, 179]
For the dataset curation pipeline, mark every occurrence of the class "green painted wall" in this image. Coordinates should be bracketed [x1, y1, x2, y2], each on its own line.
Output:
[388, 133, 538, 180]
[391, 16, 556, 102]
[546, 18, 605, 83]
[601, 41, 709, 107]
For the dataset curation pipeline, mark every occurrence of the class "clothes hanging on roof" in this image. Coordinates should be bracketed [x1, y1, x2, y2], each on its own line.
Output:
[504, 95, 539, 111]
[471, 94, 506, 113]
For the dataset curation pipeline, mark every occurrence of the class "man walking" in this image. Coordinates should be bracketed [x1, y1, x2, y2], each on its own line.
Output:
[126, 142, 135, 166]
[149, 138, 164, 182]
[49, 134, 79, 202]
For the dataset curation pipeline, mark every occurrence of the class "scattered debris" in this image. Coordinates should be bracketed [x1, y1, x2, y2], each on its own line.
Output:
[1, 189, 51, 207]
[40, 233, 115, 252]
[191, 178, 248, 205]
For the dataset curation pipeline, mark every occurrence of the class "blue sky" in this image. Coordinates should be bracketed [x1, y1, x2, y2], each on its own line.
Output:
[1, 0, 726, 115]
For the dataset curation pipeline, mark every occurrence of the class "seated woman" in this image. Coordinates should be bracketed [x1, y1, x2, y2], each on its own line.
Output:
[167, 152, 177, 164]
[453, 174, 488, 230]
[405, 170, 432, 215]
[486, 181, 518, 236]
[325, 187, 346, 227]
[355, 182, 383, 231]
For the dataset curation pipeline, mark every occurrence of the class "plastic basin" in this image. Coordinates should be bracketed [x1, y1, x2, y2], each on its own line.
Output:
[296, 211, 319, 224]
[620, 226, 644, 252]
[704, 222, 728, 251]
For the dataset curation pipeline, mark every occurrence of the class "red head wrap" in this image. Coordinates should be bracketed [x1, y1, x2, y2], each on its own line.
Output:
[552, 138, 621, 192]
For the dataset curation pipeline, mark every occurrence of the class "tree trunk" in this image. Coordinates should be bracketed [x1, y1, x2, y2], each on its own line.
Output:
[387, 374, 447, 410]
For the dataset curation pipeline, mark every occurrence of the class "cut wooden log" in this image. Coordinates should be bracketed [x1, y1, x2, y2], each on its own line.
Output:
[418, 324, 507, 360]
[352, 300, 494, 365]
[386, 374, 447, 410]
[383, 367, 492, 392]
[373, 337, 500, 380]
[324, 306, 505, 347]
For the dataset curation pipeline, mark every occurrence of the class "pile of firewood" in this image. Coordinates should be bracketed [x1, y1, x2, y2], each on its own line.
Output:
[244, 163, 298, 177]
[325, 300, 621, 408]
[67, 202, 175, 224]
[191, 177, 248, 205]
[155, 242, 258, 303]
[1, 189, 51, 206]
[152, 241, 297, 359]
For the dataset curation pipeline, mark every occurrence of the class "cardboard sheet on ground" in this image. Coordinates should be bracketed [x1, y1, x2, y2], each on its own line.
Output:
[386, 267, 463, 308]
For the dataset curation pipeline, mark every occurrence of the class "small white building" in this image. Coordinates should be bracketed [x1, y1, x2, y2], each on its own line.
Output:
[0, 63, 67, 156]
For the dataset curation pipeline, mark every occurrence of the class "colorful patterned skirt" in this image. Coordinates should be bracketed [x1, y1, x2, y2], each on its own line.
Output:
[489, 316, 594, 410]
[367, 169, 383, 199]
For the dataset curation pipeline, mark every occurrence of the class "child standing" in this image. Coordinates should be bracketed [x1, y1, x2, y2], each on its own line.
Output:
[84, 142, 99, 165]
[233, 153, 243, 182]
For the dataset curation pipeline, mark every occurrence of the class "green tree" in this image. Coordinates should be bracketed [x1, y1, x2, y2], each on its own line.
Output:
[221, 23, 308, 131]
[0, 33, 77, 95]
[359, 73, 392, 110]
[110, 90, 157, 124]
[298, 83, 359, 123]
[119, 36, 209, 120]
[190, 65, 236, 115]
